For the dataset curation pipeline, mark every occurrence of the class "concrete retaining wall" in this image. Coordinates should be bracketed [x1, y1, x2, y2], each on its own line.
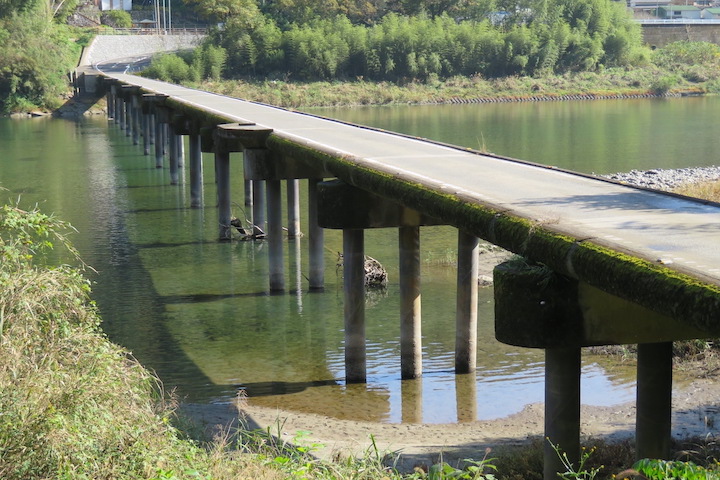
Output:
[642, 24, 720, 47]
[81, 34, 204, 66]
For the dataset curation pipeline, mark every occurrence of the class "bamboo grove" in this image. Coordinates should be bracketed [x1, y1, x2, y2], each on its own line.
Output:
[156, 0, 647, 83]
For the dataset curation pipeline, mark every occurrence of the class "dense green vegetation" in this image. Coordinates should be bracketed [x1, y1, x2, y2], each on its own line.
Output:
[142, 40, 720, 108]
[0, 0, 86, 112]
[165, 0, 646, 82]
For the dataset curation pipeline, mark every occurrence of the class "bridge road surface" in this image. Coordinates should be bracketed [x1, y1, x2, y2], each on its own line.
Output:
[100, 69, 720, 316]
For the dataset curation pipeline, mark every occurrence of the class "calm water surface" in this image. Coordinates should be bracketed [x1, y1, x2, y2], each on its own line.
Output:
[1, 96, 716, 423]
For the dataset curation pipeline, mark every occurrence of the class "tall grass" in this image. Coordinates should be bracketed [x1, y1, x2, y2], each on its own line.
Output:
[0, 203, 280, 479]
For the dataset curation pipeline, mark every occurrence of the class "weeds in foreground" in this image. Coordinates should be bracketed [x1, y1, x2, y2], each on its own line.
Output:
[550, 443, 603, 480]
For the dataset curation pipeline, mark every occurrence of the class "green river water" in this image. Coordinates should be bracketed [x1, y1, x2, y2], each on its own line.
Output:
[1, 96, 717, 423]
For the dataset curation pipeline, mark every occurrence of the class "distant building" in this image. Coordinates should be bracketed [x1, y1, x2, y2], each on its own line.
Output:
[658, 5, 702, 19]
[98, 0, 132, 11]
[702, 7, 720, 18]
[627, 0, 672, 9]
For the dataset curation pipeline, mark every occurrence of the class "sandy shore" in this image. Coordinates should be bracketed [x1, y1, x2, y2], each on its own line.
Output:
[180, 375, 720, 470]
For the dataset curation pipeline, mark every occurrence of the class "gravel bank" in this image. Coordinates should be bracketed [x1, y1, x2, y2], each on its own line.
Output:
[601, 166, 720, 191]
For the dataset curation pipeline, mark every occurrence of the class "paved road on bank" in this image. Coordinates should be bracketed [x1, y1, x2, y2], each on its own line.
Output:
[99, 70, 720, 314]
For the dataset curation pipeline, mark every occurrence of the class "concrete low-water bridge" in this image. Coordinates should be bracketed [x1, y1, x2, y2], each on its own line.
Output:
[88, 65, 720, 478]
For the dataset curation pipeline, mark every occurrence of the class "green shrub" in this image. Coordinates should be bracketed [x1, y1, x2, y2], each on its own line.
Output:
[650, 75, 678, 95]
[632, 458, 719, 480]
[142, 53, 192, 83]
[101, 9, 132, 28]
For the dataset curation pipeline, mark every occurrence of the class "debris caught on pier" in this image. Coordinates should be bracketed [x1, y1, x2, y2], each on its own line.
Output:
[363, 256, 388, 288]
[336, 253, 388, 289]
[230, 216, 265, 240]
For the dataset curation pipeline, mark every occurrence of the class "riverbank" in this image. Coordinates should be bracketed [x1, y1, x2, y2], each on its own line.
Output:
[180, 373, 720, 473]
[188, 65, 711, 109]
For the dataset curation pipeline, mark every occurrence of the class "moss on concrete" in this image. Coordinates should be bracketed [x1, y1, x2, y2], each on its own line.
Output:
[267, 133, 720, 334]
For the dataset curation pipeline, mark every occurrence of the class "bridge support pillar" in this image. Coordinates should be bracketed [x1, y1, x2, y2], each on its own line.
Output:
[117, 96, 124, 128]
[124, 98, 132, 137]
[267, 178, 285, 292]
[252, 179, 266, 237]
[106, 86, 115, 121]
[168, 123, 180, 185]
[148, 113, 155, 146]
[189, 133, 203, 208]
[215, 148, 232, 240]
[636, 342, 672, 461]
[318, 180, 443, 383]
[213, 124, 274, 243]
[308, 178, 325, 290]
[544, 347, 581, 480]
[131, 94, 141, 146]
[244, 179, 252, 209]
[142, 112, 151, 155]
[400, 225, 422, 379]
[244, 179, 254, 234]
[455, 231, 479, 373]
[287, 179, 302, 238]
[154, 116, 165, 168]
[176, 131, 185, 168]
[117, 95, 125, 130]
[494, 257, 692, 479]
[344, 228, 366, 383]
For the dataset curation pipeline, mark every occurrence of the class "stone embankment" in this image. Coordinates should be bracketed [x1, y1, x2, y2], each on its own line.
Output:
[602, 165, 720, 191]
[436, 92, 690, 104]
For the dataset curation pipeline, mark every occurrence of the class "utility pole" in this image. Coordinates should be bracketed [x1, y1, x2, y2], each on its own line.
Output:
[154, 0, 161, 34]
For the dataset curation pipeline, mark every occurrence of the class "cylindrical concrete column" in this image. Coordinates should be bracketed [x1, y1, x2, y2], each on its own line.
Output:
[244, 179, 253, 208]
[544, 347, 581, 480]
[106, 90, 115, 120]
[267, 179, 285, 292]
[308, 178, 325, 290]
[636, 342, 673, 461]
[456, 231, 480, 373]
[215, 149, 232, 241]
[131, 97, 140, 145]
[162, 124, 168, 156]
[148, 113, 155, 145]
[400, 226, 422, 379]
[168, 125, 179, 185]
[287, 179, 301, 238]
[344, 228, 366, 383]
[245, 180, 254, 232]
[154, 115, 164, 169]
[124, 100, 132, 137]
[290, 236, 303, 300]
[189, 134, 203, 208]
[117, 96, 125, 130]
[114, 94, 122, 125]
[143, 113, 151, 155]
[252, 180, 266, 237]
[176, 133, 184, 168]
